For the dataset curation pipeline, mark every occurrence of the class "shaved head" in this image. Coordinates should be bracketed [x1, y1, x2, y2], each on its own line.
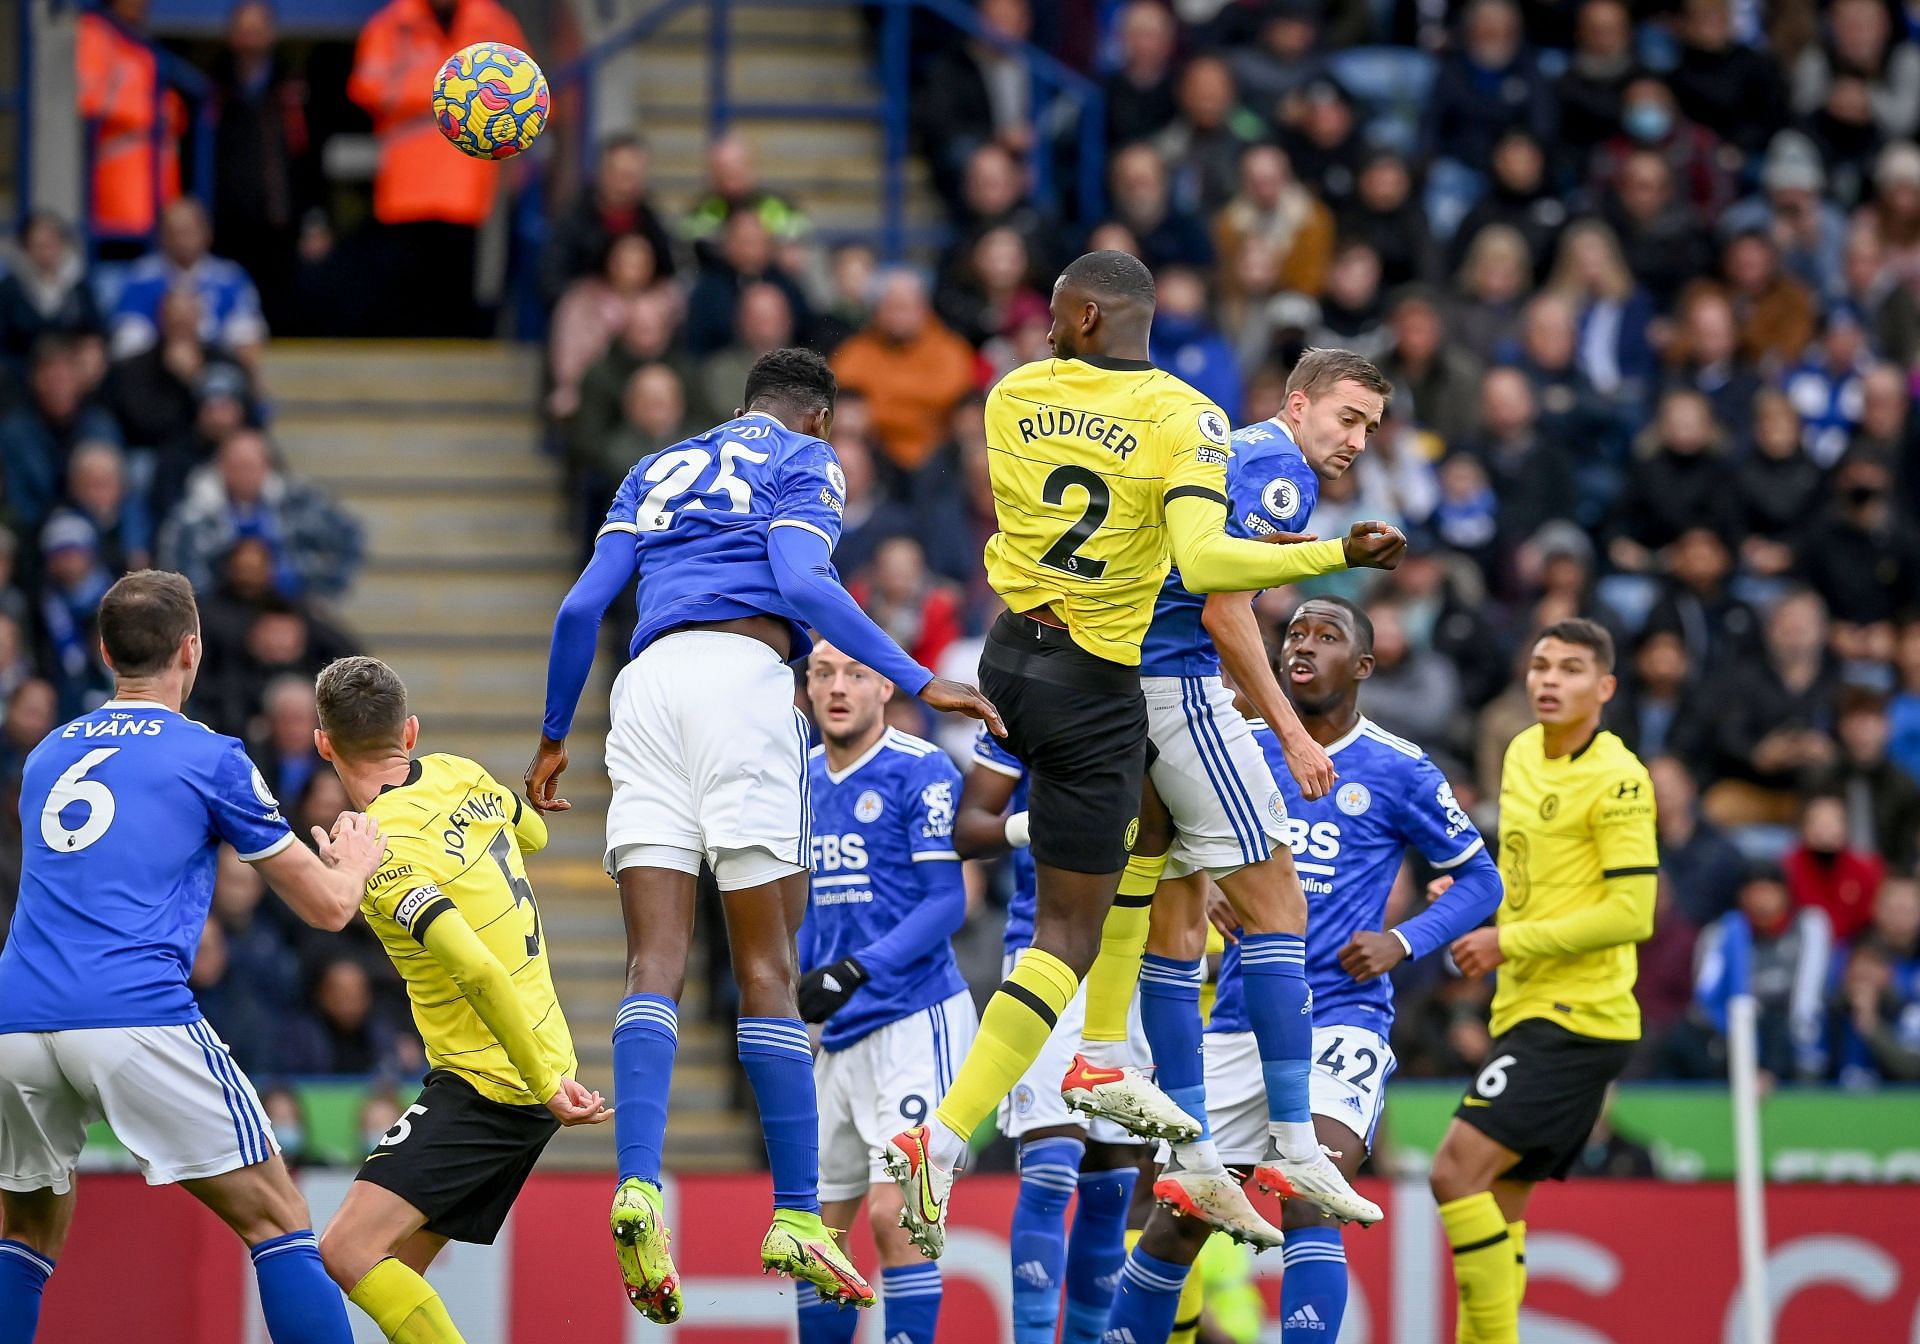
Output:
[1049, 249, 1157, 359]
[1058, 249, 1156, 308]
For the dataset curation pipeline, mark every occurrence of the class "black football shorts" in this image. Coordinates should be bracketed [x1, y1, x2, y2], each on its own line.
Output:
[979, 610, 1149, 874]
[1453, 1018, 1635, 1183]
[355, 1070, 559, 1244]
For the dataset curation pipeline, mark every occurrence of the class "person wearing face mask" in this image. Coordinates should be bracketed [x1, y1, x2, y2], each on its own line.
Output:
[1592, 75, 1735, 219]
[1798, 451, 1920, 660]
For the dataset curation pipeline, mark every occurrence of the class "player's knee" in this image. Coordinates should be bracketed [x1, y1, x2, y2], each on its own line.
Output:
[1428, 1143, 1481, 1204]
[317, 1222, 380, 1291]
[1032, 917, 1100, 975]
[1229, 862, 1306, 937]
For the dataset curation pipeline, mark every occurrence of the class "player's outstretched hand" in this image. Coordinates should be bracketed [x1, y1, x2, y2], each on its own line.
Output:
[1342, 521, 1407, 570]
[1277, 724, 1336, 801]
[524, 737, 571, 813]
[1339, 929, 1407, 982]
[920, 678, 1007, 738]
[1450, 926, 1505, 978]
[314, 811, 385, 879]
[546, 1077, 612, 1126]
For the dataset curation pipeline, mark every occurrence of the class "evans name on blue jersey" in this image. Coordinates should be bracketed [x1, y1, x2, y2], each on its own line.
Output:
[598, 411, 847, 661]
[969, 724, 1037, 958]
[799, 729, 969, 1052]
[0, 701, 293, 1032]
[1140, 417, 1320, 678]
[1210, 717, 1488, 1040]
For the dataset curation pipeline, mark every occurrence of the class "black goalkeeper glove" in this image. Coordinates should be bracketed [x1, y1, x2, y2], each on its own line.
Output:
[797, 957, 870, 1023]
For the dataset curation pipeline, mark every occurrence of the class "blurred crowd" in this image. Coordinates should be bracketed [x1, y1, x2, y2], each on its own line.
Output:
[21, 0, 1920, 1116]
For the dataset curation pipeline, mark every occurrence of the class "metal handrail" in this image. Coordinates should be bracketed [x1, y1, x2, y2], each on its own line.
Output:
[3, 0, 32, 233]
[547, 0, 1107, 260]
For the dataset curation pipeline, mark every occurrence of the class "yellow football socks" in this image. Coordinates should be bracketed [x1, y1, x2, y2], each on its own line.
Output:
[1510, 1220, 1528, 1307]
[349, 1259, 465, 1344]
[1082, 849, 1170, 1044]
[1439, 1194, 1518, 1344]
[934, 946, 1080, 1143]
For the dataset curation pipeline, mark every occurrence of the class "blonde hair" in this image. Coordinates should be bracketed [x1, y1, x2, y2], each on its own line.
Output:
[1548, 218, 1636, 303]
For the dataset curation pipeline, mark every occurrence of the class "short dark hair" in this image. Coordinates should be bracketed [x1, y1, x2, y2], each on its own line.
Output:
[1535, 617, 1615, 672]
[743, 347, 836, 417]
[1285, 347, 1393, 404]
[98, 570, 199, 677]
[314, 656, 410, 760]
[1059, 249, 1156, 307]
[1296, 595, 1375, 655]
[599, 131, 647, 159]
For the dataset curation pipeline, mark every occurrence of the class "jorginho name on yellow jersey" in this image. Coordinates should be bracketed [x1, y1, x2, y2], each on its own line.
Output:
[363, 753, 577, 1105]
[1492, 725, 1657, 1042]
[983, 355, 1232, 666]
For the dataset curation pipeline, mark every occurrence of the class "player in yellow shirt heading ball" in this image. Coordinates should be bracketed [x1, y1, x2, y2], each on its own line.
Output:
[1428, 618, 1657, 1344]
[308, 656, 609, 1344]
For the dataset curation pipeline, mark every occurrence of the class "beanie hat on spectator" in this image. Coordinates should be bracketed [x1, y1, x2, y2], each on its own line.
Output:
[1527, 519, 1594, 568]
[1761, 131, 1825, 195]
[40, 513, 97, 558]
[1875, 142, 1920, 192]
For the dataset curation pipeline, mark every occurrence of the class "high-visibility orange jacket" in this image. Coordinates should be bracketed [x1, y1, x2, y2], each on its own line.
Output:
[78, 12, 184, 238]
[348, 0, 529, 227]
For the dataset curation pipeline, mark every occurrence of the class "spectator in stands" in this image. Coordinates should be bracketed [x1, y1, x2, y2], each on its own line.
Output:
[1279, 76, 1363, 212]
[111, 199, 266, 366]
[208, 0, 315, 324]
[1835, 934, 1920, 1085]
[1668, 0, 1787, 165]
[1608, 390, 1735, 575]
[1225, 0, 1325, 126]
[1305, 240, 1388, 361]
[850, 534, 963, 670]
[1735, 390, 1822, 576]
[0, 214, 104, 379]
[280, 958, 404, 1076]
[1213, 143, 1333, 312]
[0, 611, 33, 708]
[37, 513, 114, 715]
[348, 0, 527, 336]
[1339, 150, 1438, 291]
[934, 227, 1044, 350]
[1449, 225, 1533, 366]
[811, 242, 879, 356]
[1600, 149, 1714, 309]
[1811, 694, 1920, 876]
[251, 673, 324, 806]
[681, 133, 810, 257]
[1545, 219, 1657, 409]
[0, 531, 28, 636]
[359, 1091, 405, 1153]
[61, 440, 149, 575]
[0, 336, 121, 538]
[914, 0, 1035, 213]
[1357, 597, 1465, 754]
[1791, 0, 1920, 145]
[260, 1088, 311, 1166]
[1852, 363, 1920, 478]
[1722, 132, 1849, 301]
[1642, 526, 1762, 679]
[1706, 587, 1838, 804]
[1108, 143, 1214, 271]
[77, 0, 183, 250]
[1554, 0, 1635, 158]
[1425, 0, 1553, 179]
[1149, 266, 1242, 424]
[691, 281, 795, 426]
[826, 423, 915, 580]
[1463, 368, 1575, 565]
[682, 210, 809, 357]
[1378, 287, 1483, 451]
[830, 270, 976, 476]
[1799, 451, 1920, 656]
[1687, 860, 1833, 1081]
[1663, 285, 1761, 445]
[1154, 55, 1266, 217]
[915, 395, 999, 606]
[1613, 630, 1702, 765]
[1449, 130, 1567, 285]
[159, 428, 363, 600]
[1787, 307, 1874, 469]
[1104, 0, 1180, 148]
[569, 290, 688, 485]
[1785, 792, 1884, 942]
[547, 232, 667, 420]
[1649, 754, 1744, 925]
[940, 145, 1056, 291]
[202, 846, 299, 1065]
[544, 133, 677, 302]
[1598, 75, 1735, 220]
[1516, 290, 1609, 452]
[104, 287, 254, 453]
[1722, 230, 1819, 370]
[0, 679, 56, 790]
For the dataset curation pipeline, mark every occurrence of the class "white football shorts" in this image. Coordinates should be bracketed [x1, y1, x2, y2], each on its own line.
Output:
[603, 629, 811, 889]
[1203, 1022, 1396, 1165]
[1142, 675, 1287, 880]
[998, 951, 1152, 1145]
[816, 990, 978, 1202]
[0, 1020, 279, 1192]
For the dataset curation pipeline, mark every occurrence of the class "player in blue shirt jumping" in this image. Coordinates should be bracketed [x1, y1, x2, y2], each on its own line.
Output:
[0, 570, 389, 1344]
[527, 349, 1000, 1323]
[792, 640, 977, 1344]
[1104, 596, 1504, 1344]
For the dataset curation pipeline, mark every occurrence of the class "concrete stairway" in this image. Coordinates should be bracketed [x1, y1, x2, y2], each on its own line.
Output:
[591, 1, 944, 245]
[264, 340, 759, 1171]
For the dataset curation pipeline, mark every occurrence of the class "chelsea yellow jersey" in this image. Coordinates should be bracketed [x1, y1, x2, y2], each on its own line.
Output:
[983, 355, 1233, 665]
[1492, 725, 1657, 1041]
[363, 753, 576, 1105]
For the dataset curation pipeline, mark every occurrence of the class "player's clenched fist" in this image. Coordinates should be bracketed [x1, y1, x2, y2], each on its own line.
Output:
[919, 678, 1007, 738]
[1341, 521, 1407, 570]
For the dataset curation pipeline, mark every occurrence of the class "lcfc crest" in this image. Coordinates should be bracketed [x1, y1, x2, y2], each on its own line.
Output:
[1336, 782, 1372, 816]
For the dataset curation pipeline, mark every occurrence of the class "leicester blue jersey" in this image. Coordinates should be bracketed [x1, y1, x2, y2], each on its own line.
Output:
[598, 411, 848, 660]
[0, 700, 293, 1032]
[799, 728, 969, 1051]
[970, 724, 1036, 956]
[1211, 717, 1486, 1038]
[1139, 417, 1320, 677]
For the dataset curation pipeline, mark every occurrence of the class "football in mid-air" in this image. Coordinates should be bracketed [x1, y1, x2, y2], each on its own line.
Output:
[432, 41, 549, 160]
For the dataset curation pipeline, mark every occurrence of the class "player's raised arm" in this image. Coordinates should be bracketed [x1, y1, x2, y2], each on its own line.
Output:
[254, 810, 387, 931]
[1203, 591, 1335, 800]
